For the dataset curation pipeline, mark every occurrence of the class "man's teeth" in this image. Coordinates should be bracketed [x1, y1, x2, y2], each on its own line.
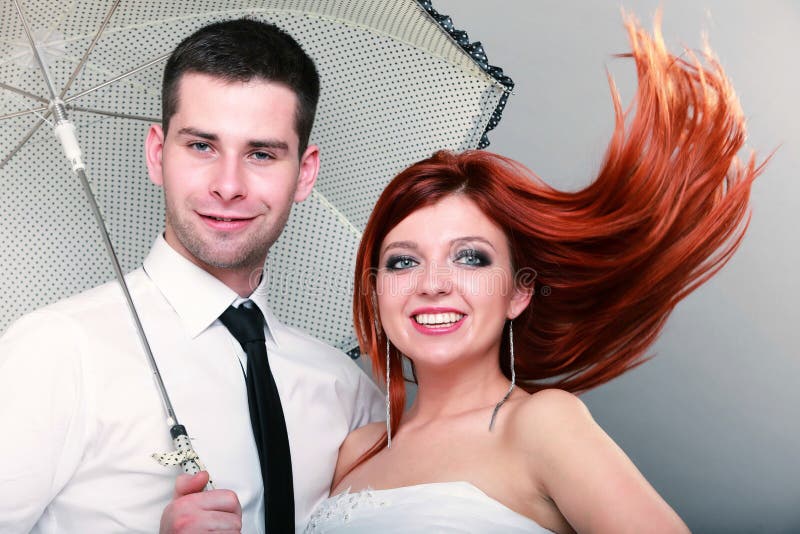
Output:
[212, 216, 234, 221]
[414, 312, 464, 326]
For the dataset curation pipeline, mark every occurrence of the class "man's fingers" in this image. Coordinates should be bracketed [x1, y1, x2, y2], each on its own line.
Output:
[193, 510, 242, 532]
[169, 510, 242, 533]
[160, 489, 242, 534]
[173, 471, 210, 497]
[192, 489, 241, 514]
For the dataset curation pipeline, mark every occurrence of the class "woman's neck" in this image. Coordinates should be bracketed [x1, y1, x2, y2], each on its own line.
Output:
[404, 355, 514, 425]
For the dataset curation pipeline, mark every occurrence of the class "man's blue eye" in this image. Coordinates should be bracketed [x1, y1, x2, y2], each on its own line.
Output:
[191, 142, 210, 152]
[385, 255, 418, 270]
[252, 151, 272, 160]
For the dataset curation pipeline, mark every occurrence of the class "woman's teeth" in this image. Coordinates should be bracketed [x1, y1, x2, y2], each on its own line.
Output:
[413, 312, 464, 327]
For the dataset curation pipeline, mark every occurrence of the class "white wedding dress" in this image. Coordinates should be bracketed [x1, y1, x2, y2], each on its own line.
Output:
[304, 481, 553, 533]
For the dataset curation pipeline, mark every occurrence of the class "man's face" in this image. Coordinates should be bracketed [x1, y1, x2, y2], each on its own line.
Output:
[146, 72, 319, 284]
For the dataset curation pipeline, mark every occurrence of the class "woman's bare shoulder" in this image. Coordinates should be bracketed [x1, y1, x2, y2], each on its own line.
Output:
[509, 388, 593, 433]
[508, 389, 689, 532]
[340, 421, 386, 458]
[504, 388, 600, 462]
[331, 421, 385, 490]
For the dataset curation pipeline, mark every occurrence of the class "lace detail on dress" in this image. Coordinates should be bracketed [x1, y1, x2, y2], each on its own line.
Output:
[304, 488, 388, 532]
[304, 481, 553, 533]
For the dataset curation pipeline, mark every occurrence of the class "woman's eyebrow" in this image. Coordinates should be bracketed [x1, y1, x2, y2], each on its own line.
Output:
[450, 236, 496, 252]
[381, 241, 418, 255]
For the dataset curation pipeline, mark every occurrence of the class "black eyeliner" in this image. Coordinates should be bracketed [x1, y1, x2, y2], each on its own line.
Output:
[454, 248, 492, 266]
[384, 254, 417, 270]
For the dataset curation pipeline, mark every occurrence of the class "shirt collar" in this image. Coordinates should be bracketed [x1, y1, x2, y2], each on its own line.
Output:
[142, 235, 267, 340]
[245, 270, 279, 346]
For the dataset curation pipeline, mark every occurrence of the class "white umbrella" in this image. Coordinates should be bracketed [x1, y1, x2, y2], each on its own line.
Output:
[1, 0, 512, 347]
[1, 0, 513, 470]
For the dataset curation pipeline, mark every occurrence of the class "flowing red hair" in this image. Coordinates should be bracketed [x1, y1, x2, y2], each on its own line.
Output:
[346, 14, 766, 474]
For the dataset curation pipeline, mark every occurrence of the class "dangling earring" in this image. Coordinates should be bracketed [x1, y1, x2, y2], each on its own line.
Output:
[386, 337, 392, 448]
[489, 320, 515, 431]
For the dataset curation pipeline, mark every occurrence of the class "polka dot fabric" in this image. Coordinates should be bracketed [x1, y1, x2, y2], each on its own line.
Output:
[0, 0, 513, 351]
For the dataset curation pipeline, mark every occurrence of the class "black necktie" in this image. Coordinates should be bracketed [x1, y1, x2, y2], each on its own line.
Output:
[219, 300, 294, 533]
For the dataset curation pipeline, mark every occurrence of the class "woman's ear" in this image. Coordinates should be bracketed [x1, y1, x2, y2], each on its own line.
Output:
[507, 282, 534, 320]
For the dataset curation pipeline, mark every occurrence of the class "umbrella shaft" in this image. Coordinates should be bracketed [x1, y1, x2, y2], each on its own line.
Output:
[75, 167, 179, 427]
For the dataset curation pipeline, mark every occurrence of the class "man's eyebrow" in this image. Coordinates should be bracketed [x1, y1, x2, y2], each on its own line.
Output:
[175, 128, 290, 152]
[177, 127, 217, 141]
[249, 139, 289, 151]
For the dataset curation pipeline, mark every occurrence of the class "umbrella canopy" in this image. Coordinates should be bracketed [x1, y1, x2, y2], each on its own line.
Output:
[0, 0, 513, 354]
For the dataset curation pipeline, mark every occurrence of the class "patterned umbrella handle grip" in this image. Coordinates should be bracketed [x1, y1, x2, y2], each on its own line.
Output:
[152, 425, 215, 491]
[173, 432, 215, 490]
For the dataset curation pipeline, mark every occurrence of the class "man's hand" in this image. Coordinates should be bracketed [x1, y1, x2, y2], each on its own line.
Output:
[160, 471, 242, 534]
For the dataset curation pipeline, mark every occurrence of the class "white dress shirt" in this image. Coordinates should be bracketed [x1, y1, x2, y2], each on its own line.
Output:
[0, 235, 383, 533]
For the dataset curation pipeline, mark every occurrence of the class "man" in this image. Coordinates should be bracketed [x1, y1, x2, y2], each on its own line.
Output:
[0, 19, 383, 533]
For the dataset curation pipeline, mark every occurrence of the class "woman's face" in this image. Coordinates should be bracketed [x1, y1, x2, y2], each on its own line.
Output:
[376, 194, 531, 369]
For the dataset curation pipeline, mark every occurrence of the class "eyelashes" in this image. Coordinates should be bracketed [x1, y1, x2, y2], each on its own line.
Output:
[384, 249, 492, 270]
[385, 255, 418, 270]
[453, 248, 491, 267]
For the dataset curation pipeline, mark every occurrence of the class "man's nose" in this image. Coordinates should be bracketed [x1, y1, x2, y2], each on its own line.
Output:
[210, 156, 246, 200]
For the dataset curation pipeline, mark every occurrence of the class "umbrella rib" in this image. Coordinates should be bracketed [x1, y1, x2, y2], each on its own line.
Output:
[12, 0, 57, 98]
[310, 188, 362, 239]
[0, 105, 49, 121]
[0, 115, 47, 168]
[60, 0, 121, 99]
[70, 106, 159, 123]
[63, 53, 169, 104]
[0, 82, 48, 104]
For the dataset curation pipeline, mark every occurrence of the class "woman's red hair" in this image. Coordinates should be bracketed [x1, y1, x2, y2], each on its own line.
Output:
[346, 14, 765, 474]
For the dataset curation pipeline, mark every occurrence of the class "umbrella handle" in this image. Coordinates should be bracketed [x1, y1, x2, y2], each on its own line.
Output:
[152, 424, 215, 491]
[52, 111, 85, 172]
[172, 426, 215, 491]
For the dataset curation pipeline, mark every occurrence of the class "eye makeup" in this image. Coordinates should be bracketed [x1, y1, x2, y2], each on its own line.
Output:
[453, 247, 492, 267]
[384, 254, 419, 270]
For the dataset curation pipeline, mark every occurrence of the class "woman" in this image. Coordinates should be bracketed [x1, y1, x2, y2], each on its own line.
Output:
[305, 15, 763, 533]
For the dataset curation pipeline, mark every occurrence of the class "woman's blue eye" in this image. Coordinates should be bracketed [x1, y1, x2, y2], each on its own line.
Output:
[454, 249, 490, 267]
[385, 255, 418, 270]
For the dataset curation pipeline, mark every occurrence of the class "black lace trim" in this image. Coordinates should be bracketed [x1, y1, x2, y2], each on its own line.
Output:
[417, 0, 514, 149]
[346, 3, 514, 359]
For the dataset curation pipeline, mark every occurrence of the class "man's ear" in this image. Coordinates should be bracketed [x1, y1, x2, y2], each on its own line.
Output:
[294, 143, 320, 202]
[507, 282, 534, 321]
[145, 124, 165, 186]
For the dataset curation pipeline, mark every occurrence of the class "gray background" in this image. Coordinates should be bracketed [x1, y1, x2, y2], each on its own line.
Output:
[431, 1, 799, 532]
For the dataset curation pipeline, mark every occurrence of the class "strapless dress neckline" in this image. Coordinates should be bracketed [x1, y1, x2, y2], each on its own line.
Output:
[304, 480, 553, 532]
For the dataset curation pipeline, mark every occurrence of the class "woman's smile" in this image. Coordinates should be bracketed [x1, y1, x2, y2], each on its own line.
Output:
[376, 194, 530, 366]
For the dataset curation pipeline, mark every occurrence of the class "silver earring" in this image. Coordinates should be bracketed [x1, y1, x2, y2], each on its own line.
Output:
[386, 338, 392, 448]
[489, 320, 515, 431]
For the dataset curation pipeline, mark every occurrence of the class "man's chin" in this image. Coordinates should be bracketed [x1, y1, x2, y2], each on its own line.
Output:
[199, 252, 263, 272]
[168, 225, 270, 273]
[184, 240, 264, 270]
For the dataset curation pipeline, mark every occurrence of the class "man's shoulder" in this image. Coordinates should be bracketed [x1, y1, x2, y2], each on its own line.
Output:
[274, 318, 353, 363]
[2, 269, 150, 340]
[269, 317, 375, 382]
